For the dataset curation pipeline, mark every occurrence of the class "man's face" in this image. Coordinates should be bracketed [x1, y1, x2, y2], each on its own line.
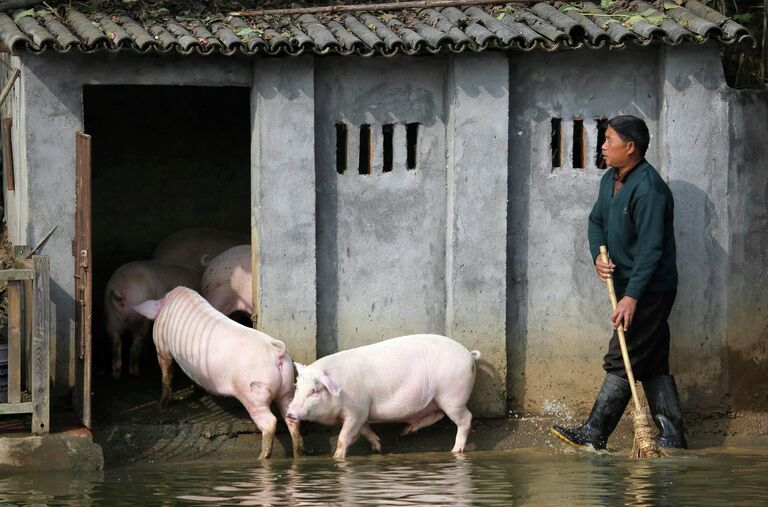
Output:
[602, 126, 634, 168]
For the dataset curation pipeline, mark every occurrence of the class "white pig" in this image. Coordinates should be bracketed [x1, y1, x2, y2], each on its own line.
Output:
[152, 228, 248, 273]
[104, 260, 200, 379]
[133, 286, 302, 459]
[201, 245, 252, 317]
[287, 334, 480, 458]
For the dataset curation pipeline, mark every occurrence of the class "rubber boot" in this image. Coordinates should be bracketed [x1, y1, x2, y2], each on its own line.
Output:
[551, 373, 631, 450]
[643, 375, 688, 449]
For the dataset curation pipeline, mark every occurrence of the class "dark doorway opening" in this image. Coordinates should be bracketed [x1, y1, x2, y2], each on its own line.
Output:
[83, 85, 250, 426]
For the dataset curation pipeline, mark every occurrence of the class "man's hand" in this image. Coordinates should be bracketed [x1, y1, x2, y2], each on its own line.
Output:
[595, 255, 615, 281]
[611, 296, 637, 330]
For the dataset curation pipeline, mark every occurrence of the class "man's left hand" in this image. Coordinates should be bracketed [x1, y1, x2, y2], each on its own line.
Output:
[611, 296, 637, 330]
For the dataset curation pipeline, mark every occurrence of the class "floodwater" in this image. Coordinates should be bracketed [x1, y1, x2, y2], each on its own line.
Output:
[1, 447, 766, 506]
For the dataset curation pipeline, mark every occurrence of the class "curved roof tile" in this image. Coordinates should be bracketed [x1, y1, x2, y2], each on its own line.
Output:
[0, 2, 754, 57]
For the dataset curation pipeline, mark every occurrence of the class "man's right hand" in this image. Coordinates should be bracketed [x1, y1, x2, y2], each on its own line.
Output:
[595, 255, 615, 281]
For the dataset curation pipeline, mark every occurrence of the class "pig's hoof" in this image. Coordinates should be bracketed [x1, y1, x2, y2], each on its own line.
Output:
[293, 447, 305, 457]
[451, 446, 465, 454]
[111, 368, 121, 381]
[128, 367, 140, 377]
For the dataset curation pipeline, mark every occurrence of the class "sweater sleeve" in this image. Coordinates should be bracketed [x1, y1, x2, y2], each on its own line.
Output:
[587, 184, 605, 264]
[625, 191, 667, 299]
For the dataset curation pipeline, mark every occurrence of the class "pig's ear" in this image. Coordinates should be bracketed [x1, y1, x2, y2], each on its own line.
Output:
[132, 299, 164, 320]
[320, 374, 341, 397]
[294, 362, 306, 375]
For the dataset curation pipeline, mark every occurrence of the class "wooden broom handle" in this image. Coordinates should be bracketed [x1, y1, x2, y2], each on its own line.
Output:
[599, 245, 643, 412]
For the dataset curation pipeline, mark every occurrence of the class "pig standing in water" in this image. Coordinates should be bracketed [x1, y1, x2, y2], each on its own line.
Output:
[287, 334, 480, 458]
[201, 245, 252, 317]
[104, 260, 200, 379]
[152, 228, 248, 273]
[133, 286, 303, 459]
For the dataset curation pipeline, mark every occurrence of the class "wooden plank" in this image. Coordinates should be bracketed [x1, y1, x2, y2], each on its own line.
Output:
[74, 131, 92, 428]
[31, 255, 50, 435]
[22, 278, 32, 391]
[0, 402, 32, 415]
[6, 281, 21, 404]
[0, 269, 33, 281]
[2, 117, 14, 191]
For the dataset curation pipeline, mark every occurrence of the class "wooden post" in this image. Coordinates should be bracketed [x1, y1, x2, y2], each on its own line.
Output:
[31, 255, 50, 434]
[2, 117, 13, 191]
[6, 280, 21, 403]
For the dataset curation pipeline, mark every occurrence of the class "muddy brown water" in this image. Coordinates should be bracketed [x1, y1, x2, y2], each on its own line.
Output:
[0, 447, 766, 506]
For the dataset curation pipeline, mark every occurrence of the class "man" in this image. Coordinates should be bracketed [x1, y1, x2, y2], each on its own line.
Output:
[551, 115, 687, 450]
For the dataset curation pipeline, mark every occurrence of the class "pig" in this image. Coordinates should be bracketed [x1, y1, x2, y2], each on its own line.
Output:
[287, 334, 481, 458]
[133, 286, 303, 459]
[104, 260, 200, 380]
[152, 228, 249, 273]
[201, 245, 252, 317]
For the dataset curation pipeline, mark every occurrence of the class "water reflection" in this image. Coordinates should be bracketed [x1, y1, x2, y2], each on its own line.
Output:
[0, 448, 765, 506]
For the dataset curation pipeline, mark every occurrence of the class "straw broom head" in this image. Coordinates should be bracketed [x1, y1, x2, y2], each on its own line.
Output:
[630, 409, 666, 459]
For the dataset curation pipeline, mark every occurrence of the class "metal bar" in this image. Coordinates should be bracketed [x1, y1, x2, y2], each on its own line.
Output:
[231, 0, 543, 17]
[0, 269, 33, 281]
[31, 255, 50, 435]
[22, 277, 31, 391]
[7, 280, 21, 403]
[2, 116, 13, 191]
[0, 401, 32, 414]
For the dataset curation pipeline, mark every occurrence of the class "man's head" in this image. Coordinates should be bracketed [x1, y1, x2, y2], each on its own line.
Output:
[602, 115, 649, 170]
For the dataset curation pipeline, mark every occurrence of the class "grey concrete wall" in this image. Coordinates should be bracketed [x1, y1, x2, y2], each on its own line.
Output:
[445, 53, 508, 417]
[16, 54, 251, 396]
[507, 48, 661, 415]
[659, 43, 731, 412]
[251, 57, 317, 365]
[315, 56, 449, 354]
[727, 88, 768, 411]
[315, 55, 508, 416]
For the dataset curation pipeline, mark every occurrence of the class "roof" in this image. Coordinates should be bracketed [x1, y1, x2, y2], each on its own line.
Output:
[0, 0, 754, 57]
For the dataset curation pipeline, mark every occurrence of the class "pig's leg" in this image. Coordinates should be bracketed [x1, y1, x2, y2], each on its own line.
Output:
[359, 424, 382, 453]
[110, 331, 122, 380]
[440, 403, 473, 453]
[128, 320, 150, 377]
[275, 392, 304, 457]
[401, 410, 445, 435]
[157, 352, 174, 407]
[239, 382, 278, 459]
[334, 416, 366, 459]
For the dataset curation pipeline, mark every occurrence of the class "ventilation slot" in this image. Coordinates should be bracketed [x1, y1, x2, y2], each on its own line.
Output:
[406, 123, 419, 170]
[336, 122, 347, 174]
[358, 124, 371, 175]
[551, 118, 562, 168]
[595, 118, 608, 169]
[383, 124, 394, 173]
[572, 118, 585, 169]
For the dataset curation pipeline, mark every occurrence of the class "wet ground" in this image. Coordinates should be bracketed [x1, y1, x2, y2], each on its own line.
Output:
[0, 447, 766, 505]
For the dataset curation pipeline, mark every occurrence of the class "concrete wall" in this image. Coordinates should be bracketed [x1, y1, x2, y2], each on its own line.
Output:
[507, 47, 661, 414]
[314, 54, 508, 416]
[659, 43, 731, 412]
[727, 88, 768, 411]
[5, 43, 766, 419]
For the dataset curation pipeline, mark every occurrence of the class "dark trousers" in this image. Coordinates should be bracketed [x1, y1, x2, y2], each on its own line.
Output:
[602, 289, 677, 382]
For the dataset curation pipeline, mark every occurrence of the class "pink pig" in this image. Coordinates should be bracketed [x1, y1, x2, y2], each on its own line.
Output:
[152, 228, 248, 273]
[201, 245, 253, 317]
[133, 286, 303, 459]
[104, 260, 200, 380]
[287, 334, 480, 458]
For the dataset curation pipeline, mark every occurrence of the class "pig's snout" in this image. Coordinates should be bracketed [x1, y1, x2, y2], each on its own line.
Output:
[286, 410, 301, 423]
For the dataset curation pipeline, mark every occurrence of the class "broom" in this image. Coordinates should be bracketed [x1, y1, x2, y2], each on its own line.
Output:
[599, 245, 665, 459]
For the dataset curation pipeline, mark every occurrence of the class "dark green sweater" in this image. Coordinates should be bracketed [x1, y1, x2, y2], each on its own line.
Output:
[588, 160, 678, 299]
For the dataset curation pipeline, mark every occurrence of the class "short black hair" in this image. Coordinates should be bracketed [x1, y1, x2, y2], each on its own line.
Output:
[608, 115, 650, 157]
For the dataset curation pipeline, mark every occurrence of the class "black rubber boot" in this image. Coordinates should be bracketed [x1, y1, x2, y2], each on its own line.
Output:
[551, 373, 631, 450]
[643, 375, 688, 449]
